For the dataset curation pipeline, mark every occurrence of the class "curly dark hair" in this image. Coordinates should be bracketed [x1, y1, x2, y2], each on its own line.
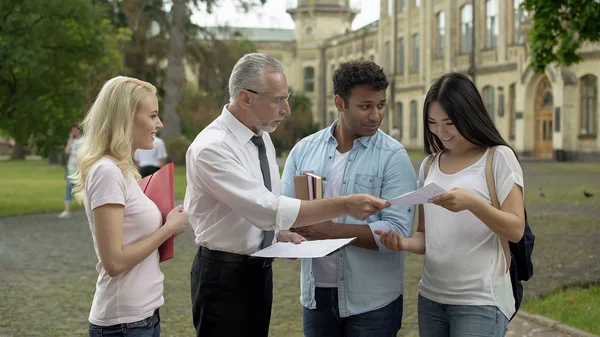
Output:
[333, 60, 389, 107]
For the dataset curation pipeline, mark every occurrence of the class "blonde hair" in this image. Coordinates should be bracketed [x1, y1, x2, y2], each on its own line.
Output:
[71, 76, 157, 202]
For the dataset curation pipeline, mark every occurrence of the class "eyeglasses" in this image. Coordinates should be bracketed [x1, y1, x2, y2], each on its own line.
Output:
[245, 89, 292, 107]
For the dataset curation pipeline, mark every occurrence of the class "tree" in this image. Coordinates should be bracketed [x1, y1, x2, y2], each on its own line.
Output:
[271, 91, 319, 155]
[523, 0, 600, 73]
[0, 0, 127, 158]
[178, 37, 258, 140]
[160, 0, 188, 140]
[160, 0, 267, 141]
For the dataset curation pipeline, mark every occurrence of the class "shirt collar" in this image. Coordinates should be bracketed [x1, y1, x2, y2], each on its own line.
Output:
[220, 105, 259, 145]
[327, 119, 375, 147]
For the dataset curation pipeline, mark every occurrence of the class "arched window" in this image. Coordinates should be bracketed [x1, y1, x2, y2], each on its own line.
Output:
[412, 34, 420, 72]
[482, 86, 495, 121]
[436, 12, 446, 58]
[395, 102, 403, 139]
[304, 67, 315, 92]
[410, 100, 418, 138]
[580, 75, 598, 136]
[486, 0, 498, 48]
[460, 4, 473, 53]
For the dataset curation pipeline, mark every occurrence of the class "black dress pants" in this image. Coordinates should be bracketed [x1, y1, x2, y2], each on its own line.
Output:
[190, 246, 274, 337]
[139, 165, 160, 178]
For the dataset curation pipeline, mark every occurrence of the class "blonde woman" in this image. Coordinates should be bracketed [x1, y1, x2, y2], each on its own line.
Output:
[71, 76, 188, 337]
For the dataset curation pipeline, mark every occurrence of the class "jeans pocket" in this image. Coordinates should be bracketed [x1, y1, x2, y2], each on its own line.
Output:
[88, 327, 103, 337]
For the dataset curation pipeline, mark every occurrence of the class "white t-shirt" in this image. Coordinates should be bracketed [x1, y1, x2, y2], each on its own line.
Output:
[67, 139, 82, 176]
[84, 157, 164, 326]
[313, 150, 349, 288]
[418, 146, 523, 320]
[133, 137, 167, 168]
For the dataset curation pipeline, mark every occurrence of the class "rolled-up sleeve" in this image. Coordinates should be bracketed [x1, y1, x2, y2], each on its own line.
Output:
[368, 149, 417, 252]
[195, 146, 300, 230]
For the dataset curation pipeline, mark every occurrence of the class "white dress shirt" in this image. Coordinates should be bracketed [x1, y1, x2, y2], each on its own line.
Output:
[183, 106, 301, 255]
[133, 137, 167, 167]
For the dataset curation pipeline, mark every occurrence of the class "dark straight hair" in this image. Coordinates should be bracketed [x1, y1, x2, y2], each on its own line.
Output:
[423, 73, 512, 155]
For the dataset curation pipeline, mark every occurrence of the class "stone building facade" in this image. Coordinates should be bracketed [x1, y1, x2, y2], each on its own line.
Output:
[204, 0, 600, 161]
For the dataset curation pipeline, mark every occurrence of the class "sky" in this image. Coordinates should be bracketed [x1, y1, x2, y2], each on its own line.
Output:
[191, 0, 380, 31]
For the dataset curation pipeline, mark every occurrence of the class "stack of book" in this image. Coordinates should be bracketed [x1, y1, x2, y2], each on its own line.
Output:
[293, 172, 323, 200]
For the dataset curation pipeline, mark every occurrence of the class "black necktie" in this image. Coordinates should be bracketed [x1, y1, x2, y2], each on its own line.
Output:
[251, 135, 274, 248]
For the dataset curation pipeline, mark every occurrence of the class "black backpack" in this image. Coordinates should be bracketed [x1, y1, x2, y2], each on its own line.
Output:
[485, 146, 534, 320]
[423, 147, 535, 320]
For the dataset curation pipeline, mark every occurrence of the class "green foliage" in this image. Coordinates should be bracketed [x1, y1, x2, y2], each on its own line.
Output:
[523, 0, 600, 73]
[178, 38, 258, 139]
[271, 91, 319, 155]
[164, 137, 192, 165]
[522, 286, 600, 335]
[0, 0, 127, 157]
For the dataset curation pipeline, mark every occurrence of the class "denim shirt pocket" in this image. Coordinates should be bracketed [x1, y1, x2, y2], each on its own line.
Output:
[353, 174, 384, 197]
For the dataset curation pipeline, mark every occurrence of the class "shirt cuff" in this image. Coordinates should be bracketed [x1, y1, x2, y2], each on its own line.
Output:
[368, 220, 394, 253]
[275, 196, 301, 230]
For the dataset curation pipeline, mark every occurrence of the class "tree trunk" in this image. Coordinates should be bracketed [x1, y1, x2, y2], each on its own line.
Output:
[161, 0, 187, 141]
[10, 142, 25, 160]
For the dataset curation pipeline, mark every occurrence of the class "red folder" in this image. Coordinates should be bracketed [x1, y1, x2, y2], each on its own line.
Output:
[139, 163, 175, 263]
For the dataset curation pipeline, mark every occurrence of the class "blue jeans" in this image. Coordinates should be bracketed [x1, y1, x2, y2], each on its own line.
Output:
[303, 287, 403, 337]
[88, 309, 160, 337]
[64, 179, 74, 203]
[418, 294, 508, 337]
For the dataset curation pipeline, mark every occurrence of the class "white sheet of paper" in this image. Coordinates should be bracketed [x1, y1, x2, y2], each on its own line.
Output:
[388, 182, 447, 205]
[250, 237, 357, 259]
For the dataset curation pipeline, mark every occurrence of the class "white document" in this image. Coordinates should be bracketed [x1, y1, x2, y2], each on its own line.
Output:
[251, 237, 357, 259]
[388, 182, 447, 205]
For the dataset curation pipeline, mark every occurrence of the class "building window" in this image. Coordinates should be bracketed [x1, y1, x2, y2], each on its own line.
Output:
[580, 75, 598, 136]
[397, 0, 405, 13]
[395, 102, 403, 139]
[385, 41, 392, 72]
[436, 11, 446, 58]
[387, 0, 393, 16]
[486, 0, 498, 48]
[397, 38, 405, 75]
[412, 33, 420, 72]
[460, 4, 473, 54]
[509, 83, 516, 139]
[329, 111, 336, 124]
[513, 0, 528, 44]
[410, 100, 418, 138]
[483, 86, 495, 121]
[304, 67, 315, 93]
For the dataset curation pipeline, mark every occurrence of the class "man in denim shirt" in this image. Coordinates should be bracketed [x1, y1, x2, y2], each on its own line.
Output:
[281, 61, 417, 337]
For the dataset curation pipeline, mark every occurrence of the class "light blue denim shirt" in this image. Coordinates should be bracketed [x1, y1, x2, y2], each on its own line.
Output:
[281, 121, 417, 317]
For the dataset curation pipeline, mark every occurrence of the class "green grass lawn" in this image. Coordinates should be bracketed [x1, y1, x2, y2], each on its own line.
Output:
[1, 157, 600, 336]
[521, 286, 600, 335]
[0, 160, 188, 217]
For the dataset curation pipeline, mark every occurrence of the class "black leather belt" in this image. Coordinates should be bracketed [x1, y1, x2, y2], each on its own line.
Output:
[198, 246, 273, 268]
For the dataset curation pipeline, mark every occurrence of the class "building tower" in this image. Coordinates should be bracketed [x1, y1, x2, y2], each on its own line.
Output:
[287, 0, 360, 43]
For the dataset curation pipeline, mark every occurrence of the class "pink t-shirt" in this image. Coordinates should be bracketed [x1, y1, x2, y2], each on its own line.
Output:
[84, 157, 164, 326]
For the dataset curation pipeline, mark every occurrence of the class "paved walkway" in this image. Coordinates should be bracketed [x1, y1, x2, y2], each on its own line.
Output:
[508, 312, 598, 337]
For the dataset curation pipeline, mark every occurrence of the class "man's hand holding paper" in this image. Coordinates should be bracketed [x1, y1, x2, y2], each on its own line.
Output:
[387, 182, 447, 205]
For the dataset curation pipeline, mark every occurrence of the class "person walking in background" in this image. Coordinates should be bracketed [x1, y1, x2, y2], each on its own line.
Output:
[70, 76, 188, 337]
[134, 135, 168, 178]
[58, 124, 82, 219]
[376, 73, 525, 337]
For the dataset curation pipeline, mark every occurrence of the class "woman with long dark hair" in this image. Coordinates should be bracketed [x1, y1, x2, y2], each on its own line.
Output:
[376, 73, 525, 336]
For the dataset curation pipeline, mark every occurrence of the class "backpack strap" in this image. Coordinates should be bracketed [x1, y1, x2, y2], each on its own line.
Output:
[424, 154, 436, 180]
[424, 150, 444, 180]
[485, 146, 511, 272]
